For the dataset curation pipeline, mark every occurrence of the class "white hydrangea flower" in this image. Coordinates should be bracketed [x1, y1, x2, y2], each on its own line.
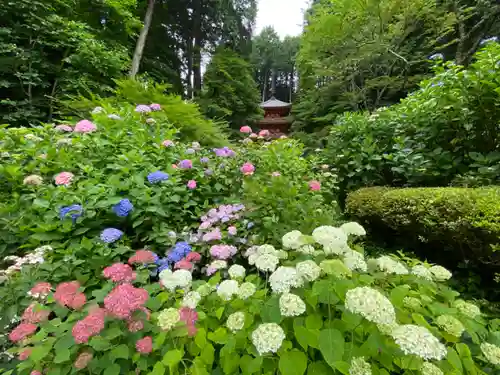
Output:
[228, 265, 246, 279]
[237, 282, 256, 300]
[374, 256, 408, 275]
[196, 283, 215, 297]
[429, 265, 452, 281]
[282, 230, 304, 249]
[377, 322, 399, 336]
[297, 245, 315, 255]
[343, 250, 368, 272]
[181, 291, 201, 309]
[453, 299, 481, 318]
[173, 269, 192, 289]
[345, 287, 396, 325]
[269, 266, 303, 294]
[257, 244, 278, 255]
[296, 260, 321, 282]
[157, 308, 180, 331]
[209, 260, 228, 271]
[226, 312, 245, 332]
[420, 362, 443, 375]
[312, 226, 348, 248]
[403, 297, 422, 310]
[244, 246, 259, 258]
[276, 250, 288, 260]
[217, 280, 239, 301]
[391, 325, 447, 360]
[251, 323, 286, 355]
[349, 357, 371, 375]
[341, 222, 366, 237]
[255, 254, 279, 272]
[435, 315, 464, 337]
[92, 106, 104, 114]
[411, 265, 433, 280]
[480, 342, 500, 365]
[323, 242, 349, 256]
[279, 293, 306, 317]
[159, 269, 178, 291]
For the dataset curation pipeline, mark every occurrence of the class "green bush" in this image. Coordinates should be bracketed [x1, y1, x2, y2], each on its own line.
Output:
[345, 186, 500, 269]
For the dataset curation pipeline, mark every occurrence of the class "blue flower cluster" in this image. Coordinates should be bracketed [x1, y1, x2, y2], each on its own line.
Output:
[59, 204, 83, 221]
[147, 171, 169, 184]
[101, 228, 124, 243]
[113, 199, 134, 217]
[153, 241, 192, 273]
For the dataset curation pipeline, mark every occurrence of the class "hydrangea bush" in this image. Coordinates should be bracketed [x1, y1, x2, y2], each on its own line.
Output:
[5, 222, 500, 375]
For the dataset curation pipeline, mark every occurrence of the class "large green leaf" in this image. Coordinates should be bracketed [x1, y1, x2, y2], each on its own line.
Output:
[279, 350, 308, 375]
[318, 329, 344, 369]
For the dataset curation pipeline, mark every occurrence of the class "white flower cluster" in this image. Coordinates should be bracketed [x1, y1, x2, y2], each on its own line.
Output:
[226, 312, 245, 332]
[297, 245, 316, 255]
[341, 222, 366, 237]
[349, 357, 371, 375]
[435, 315, 464, 337]
[181, 291, 201, 309]
[320, 259, 352, 278]
[453, 299, 481, 318]
[312, 225, 348, 254]
[377, 322, 398, 336]
[279, 293, 306, 317]
[343, 250, 367, 272]
[390, 324, 447, 360]
[157, 308, 180, 331]
[237, 282, 256, 300]
[296, 260, 321, 282]
[248, 245, 285, 272]
[480, 342, 500, 366]
[372, 256, 408, 275]
[420, 362, 443, 375]
[196, 282, 215, 297]
[282, 230, 305, 249]
[228, 264, 246, 279]
[411, 265, 433, 280]
[159, 269, 192, 291]
[269, 266, 303, 294]
[217, 280, 239, 301]
[345, 287, 396, 325]
[429, 265, 452, 281]
[208, 260, 227, 272]
[403, 297, 422, 310]
[251, 323, 286, 355]
[0, 246, 51, 277]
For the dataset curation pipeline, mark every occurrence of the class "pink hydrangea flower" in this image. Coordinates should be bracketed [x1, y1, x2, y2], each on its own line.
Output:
[308, 180, 321, 191]
[228, 226, 237, 235]
[179, 307, 198, 337]
[186, 252, 201, 263]
[174, 259, 193, 270]
[258, 129, 270, 137]
[128, 250, 157, 265]
[74, 352, 93, 370]
[29, 282, 52, 298]
[202, 228, 222, 242]
[249, 133, 258, 138]
[272, 171, 281, 177]
[103, 263, 137, 283]
[162, 140, 174, 147]
[135, 105, 151, 113]
[136, 336, 153, 354]
[240, 126, 252, 133]
[74, 120, 97, 133]
[210, 245, 237, 260]
[9, 323, 37, 342]
[54, 172, 74, 186]
[18, 348, 31, 360]
[240, 162, 255, 176]
[150, 103, 161, 111]
[54, 281, 86, 309]
[55, 124, 73, 132]
[72, 308, 106, 344]
[172, 164, 178, 169]
[21, 303, 50, 324]
[206, 266, 217, 276]
[31, 371, 42, 375]
[104, 284, 148, 319]
[187, 180, 197, 189]
[179, 159, 193, 169]
[127, 319, 144, 333]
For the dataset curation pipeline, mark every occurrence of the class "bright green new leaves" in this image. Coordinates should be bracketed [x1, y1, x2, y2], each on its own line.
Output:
[279, 350, 308, 375]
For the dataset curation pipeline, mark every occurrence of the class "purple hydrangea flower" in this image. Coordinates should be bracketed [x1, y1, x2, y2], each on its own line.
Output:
[113, 199, 134, 217]
[59, 204, 83, 220]
[200, 157, 209, 163]
[150, 103, 161, 111]
[204, 169, 213, 176]
[179, 160, 193, 169]
[147, 171, 169, 184]
[214, 147, 236, 157]
[101, 228, 124, 243]
[135, 105, 152, 113]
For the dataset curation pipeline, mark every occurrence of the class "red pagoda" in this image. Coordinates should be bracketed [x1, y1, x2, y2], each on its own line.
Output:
[258, 96, 292, 137]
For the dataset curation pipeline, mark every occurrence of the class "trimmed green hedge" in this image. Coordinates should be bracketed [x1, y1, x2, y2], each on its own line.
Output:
[345, 187, 500, 268]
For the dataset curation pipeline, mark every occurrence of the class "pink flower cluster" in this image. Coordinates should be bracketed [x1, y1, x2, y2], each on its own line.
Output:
[72, 307, 106, 344]
[173, 252, 201, 271]
[55, 124, 73, 132]
[21, 303, 50, 324]
[74, 120, 97, 133]
[240, 126, 252, 133]
[199, 204, 245, 231]
[103, 284, 148, 319]
[240, 162, 255, 176]
[127, 307, 151, 333]
[19, 348, 31, 360]
[29, 282, 52, 299]
[103, 263, 137, 283]
[202, 227, 222, 242]
[258, 129, 270, 137]
[187, 180, 197, 190]
[136, 336, 153, 354]
[162, 139, 174, 147]
[179, 307, 198, 337]
[210, 245, 237, 260]
[128, 250, 157, 265]
[54, 281, 86, 309]
[308, 180, 321, 191]
[54, 171, 74, 186]
[9, 323, 37, 342]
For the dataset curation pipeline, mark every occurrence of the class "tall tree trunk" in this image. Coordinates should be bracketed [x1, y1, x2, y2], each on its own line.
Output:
[192, 0, 202, 97]
[130, 0, 156, 78]
[186, 35, 193, 99]
[262, 70, 267, 102]
[289, 67, 294, 102]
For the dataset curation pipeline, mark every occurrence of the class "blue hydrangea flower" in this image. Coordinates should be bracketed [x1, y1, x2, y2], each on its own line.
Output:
[59, 204, 83, 221]
[173, 241, 192, 257]
[200, 157, 209, 163]
[113, 199, 134, 217]
[166, 251, 184, 264]
[204, 169, 213, 176]
[147, 171, 169, 184]
[247, 222, 254, 229]
[101, 228, 124, 243]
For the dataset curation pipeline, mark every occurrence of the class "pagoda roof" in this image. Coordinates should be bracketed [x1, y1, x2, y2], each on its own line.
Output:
[260, 96, 292, 108]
